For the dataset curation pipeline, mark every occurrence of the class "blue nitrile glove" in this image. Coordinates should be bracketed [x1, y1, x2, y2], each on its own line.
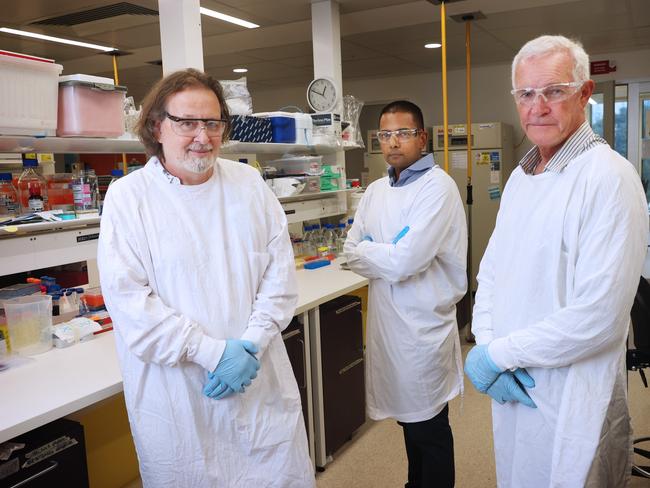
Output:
[486, 369, 537, 408]
[392, 226, 410, 244]
[362, 235, 373, 242]
[464, 344, 503, 393]
[203, 339, 260, 397]
[204, 376, 236, 400]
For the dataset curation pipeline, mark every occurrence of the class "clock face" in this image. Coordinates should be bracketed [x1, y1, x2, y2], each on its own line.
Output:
[307, 78, 338, 112]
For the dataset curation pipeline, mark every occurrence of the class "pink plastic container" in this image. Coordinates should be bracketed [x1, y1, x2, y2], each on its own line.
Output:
[57, 79, 126, 137]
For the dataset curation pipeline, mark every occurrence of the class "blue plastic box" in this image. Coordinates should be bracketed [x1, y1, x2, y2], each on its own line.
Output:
[268, 116, 296, 143]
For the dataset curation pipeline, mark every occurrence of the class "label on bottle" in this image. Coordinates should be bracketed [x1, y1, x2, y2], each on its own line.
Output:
[28, 196, 44, 212]
[0, 193, 18, 215]
[72, 182, 92, 209]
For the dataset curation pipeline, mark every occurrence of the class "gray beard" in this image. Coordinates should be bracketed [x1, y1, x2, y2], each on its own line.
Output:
[181, 154, 216, 174]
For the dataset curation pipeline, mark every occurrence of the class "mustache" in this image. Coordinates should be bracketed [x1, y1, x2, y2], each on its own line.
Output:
[187, 143, 214, 151]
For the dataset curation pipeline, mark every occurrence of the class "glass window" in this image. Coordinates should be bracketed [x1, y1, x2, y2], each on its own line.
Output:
[639, 97, 650, 206]
[588, 93, 604, 138]
[614, 85, 628, 159]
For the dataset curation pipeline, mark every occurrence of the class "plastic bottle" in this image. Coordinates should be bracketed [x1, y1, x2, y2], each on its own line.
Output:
[336, 223, 347, 254]
[75, 288, 88, 315]
[323, 224, 337, 255]
[336, 222, 346, 239]
[72, 169, 99, 214]
[17, 158, 48, 214]
[302, 225, 314, 257]
[312, 224, 322, 246]
[0, 173, 19, 219]
[50, 293, 61, 316]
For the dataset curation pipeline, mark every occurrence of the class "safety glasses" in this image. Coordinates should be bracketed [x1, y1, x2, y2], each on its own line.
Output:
[510, 81, 585, 106]
[165, 112, 227, 137]
[376, 128, 421, 143]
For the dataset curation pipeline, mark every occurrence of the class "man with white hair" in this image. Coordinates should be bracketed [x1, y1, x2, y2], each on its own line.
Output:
[464, 35, 648, 486]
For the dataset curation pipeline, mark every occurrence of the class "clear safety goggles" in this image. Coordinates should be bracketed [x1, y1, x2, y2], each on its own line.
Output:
[376, 128, 421, 143]
[510, 81, 584, 106]
[165, 112, 227, 137]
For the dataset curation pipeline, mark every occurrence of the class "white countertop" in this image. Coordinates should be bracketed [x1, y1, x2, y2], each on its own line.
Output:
[295, 259, 368, 314]
[0, 260, 368, 443]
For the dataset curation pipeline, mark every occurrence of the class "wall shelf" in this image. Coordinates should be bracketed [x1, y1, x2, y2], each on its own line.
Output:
[278, 188, 357, 204]
[221, 141, 361, 155]
[0, 136, 144, 154]
[0, 136, 362, 156]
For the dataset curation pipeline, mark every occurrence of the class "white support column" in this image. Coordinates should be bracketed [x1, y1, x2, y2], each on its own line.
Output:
[311, 0, 343, 115]
[158, 0, 204, 75]
[311, 1, 347, 212]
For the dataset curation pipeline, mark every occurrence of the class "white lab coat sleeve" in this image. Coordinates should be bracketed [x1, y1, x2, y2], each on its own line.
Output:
[343, 187, 383, 280]
[98, 187, 225, 372]
[488, 172, 647, 370]
[472, 233, 497, 345]
[345, 179, 464, 284]
[240, 186, 298, 356]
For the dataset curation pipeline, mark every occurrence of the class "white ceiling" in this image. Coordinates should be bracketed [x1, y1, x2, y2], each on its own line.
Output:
[1, 0, 649, 103]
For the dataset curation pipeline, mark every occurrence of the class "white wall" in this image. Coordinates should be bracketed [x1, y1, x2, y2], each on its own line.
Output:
[251, 47, 650, 162]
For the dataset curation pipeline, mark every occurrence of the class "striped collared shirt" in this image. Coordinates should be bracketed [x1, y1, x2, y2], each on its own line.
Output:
[519, 121, 607, 175]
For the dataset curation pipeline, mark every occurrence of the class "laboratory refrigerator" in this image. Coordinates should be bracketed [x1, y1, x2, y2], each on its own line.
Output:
[433, 122, 515, 292]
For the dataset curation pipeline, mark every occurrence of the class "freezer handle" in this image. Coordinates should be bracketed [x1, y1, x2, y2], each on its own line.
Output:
[339, 357, 364, 375]
[335, 301, 361, 314]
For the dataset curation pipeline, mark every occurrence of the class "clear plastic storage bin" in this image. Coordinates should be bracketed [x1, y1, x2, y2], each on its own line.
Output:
[57, 75, 127, 137]
[3, 294, 53, 355]
[266, 156, 323, 176]
[0, 51, 63, 136]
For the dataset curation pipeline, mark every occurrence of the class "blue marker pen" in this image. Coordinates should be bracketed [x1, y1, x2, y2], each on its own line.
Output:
[392, 226, 410, 244]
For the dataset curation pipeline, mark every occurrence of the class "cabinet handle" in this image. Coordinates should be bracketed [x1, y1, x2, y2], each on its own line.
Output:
[339, 357, 364, 375]
[335, 301, 361, 314]
[298, 338, 307, 388]
[10, 460, 58, 488]
[282, 329, 301, 341]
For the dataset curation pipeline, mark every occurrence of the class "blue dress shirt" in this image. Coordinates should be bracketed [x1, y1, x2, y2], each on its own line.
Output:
[387, 153, 435, 187]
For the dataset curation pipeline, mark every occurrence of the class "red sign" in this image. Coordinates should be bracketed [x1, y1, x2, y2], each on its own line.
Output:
[590, 60, 616, 75]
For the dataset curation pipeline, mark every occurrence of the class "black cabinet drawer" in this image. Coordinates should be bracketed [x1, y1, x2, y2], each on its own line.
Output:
[319, 295, 365, 457]
[0, 419, 89, 488]
[319, 295, 363, 373]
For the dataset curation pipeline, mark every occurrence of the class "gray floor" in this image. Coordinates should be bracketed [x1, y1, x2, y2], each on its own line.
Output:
[124, 339, 650, 488]
[315, 339, 650, 488]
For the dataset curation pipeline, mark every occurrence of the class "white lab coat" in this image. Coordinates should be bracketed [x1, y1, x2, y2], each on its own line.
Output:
[97, 157, 314, 488]
[344, 165, 467, 422]
[473, 145, 648, 487]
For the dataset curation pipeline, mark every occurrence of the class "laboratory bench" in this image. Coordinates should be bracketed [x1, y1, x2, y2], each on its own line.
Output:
[0, 258, 368, 473]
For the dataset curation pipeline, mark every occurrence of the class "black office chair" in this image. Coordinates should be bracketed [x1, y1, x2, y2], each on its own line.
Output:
[628, 276, 650, 479]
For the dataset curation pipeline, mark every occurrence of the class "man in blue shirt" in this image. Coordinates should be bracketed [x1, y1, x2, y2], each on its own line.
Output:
[345, 101, 467, 488]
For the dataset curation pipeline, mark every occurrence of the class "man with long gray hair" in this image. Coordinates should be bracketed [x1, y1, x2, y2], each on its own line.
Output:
[98, 68, 314, 487]
[464, 35, 647, 486]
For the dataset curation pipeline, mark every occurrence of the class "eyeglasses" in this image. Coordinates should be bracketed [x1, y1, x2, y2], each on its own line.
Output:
[376, 128, 421, 143]
[510, 81, 584, 106]
[165, 112, 227, 137]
